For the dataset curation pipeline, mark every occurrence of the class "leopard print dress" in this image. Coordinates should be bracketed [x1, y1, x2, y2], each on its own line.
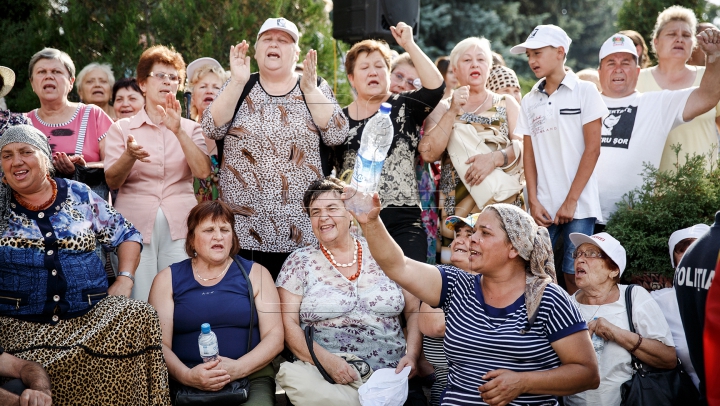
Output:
[0, 296, 170, 405]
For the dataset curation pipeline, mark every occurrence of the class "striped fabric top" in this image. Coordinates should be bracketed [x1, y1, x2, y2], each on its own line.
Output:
[437, 265, 587, 405]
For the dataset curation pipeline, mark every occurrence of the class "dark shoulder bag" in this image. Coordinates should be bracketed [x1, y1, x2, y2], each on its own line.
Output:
[217, 74, 332, 176]
[172, 256, 256, 406]
[620, 284, 700, 406]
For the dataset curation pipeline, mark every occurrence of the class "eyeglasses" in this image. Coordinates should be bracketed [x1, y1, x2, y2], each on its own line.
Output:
[572, 249, 604, 260]
[148, 72, 180, 82]
[391, 72, 422, 90]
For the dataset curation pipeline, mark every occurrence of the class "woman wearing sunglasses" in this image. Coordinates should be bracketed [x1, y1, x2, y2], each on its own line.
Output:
[104, 45, 212, 301]
[565, 232, 676, 406]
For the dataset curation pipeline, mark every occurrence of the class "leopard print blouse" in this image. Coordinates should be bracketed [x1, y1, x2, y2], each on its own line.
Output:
[202, 77, 348, 253]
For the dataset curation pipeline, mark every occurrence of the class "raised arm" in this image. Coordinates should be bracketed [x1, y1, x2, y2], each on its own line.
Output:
[419, 90, 462, 162]
[683, 27, 720, 121]
[391, 23, 443, 90]
[344, 190, 443, 306]
[208, 41, 252, 127]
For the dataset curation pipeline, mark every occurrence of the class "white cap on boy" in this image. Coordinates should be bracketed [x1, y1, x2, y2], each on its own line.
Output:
[569, 232, 627, 276]
[599, 34, 638, 62]
[257, 17, 300, 43]
[510, 25, 572, 55]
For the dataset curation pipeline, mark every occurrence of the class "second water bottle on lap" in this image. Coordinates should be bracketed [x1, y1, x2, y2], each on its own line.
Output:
[346, 102, 394, 214]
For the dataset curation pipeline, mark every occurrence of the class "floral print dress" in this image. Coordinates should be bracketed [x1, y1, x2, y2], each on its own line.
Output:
[276, 238, 407, 370]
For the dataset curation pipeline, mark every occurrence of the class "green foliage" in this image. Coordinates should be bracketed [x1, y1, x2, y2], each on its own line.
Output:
[616, 0, 708, 66]
[1, 0, 345, 112]
[605, 145, 720, 279]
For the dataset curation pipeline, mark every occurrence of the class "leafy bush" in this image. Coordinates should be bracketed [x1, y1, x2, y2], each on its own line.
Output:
[605, 144, 719, 280]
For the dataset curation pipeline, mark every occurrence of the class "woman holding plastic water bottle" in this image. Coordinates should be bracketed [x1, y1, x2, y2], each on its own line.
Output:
[149, 201, 284, 405]
[565, 232, 676, 406]
[335, 22, 445, 263]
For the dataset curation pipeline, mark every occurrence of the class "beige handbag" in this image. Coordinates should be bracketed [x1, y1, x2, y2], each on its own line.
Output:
[446, 122, 523, 210]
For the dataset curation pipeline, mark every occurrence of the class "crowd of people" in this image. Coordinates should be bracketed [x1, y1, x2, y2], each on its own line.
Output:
[0, 6, 719, 406]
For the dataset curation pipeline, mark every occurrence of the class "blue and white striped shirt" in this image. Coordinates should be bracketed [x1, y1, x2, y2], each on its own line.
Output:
[437, 265, 587, 405]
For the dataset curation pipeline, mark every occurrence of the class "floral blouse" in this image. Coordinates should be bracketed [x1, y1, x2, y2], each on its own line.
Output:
[336, 86, 445, 209]
[276, 238, 407, 370]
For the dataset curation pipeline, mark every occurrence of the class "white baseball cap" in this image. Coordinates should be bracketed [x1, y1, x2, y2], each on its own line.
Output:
[569, 232, 627, 276]
[185, 57, 223, 85]
[257, 17, 299, 43]
[510, 25, 572, 55]
[668, 224, 710, 267]
[599, 34, 638, 63]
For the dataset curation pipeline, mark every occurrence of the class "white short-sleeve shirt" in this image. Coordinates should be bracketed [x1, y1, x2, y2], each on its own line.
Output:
[516, 72, 608, 221]
[565, 285, 675, 406]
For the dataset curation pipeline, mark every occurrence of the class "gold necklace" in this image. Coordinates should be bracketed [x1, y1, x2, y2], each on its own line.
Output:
[463, 91, 492, 115]
[193, 259, 232, 282]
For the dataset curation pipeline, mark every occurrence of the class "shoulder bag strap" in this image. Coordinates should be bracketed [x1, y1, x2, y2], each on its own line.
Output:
[76, 105, 92, 156]
[624, 284, 643, 369]
[304, 325, 336, 384]
[217, 73, 260, 164]
[232, 255, 255, 355]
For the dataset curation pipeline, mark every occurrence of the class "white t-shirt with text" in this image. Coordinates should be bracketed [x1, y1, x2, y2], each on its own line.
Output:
[596, 89, 692, 223]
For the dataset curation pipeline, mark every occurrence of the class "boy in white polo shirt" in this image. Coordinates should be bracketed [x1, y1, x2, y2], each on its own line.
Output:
[512, 25, 608, 294]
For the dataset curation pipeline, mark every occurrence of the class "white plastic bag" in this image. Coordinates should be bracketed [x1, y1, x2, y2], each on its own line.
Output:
[358, 366, 411, 406]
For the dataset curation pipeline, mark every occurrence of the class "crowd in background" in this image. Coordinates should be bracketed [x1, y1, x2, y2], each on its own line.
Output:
[0, 6, 720, 406]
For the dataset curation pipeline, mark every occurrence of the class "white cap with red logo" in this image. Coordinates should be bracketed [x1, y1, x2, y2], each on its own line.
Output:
[599, 34, 638, 62]
[569, 232, 627, 275]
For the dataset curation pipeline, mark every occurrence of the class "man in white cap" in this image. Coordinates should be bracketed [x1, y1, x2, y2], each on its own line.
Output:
[511, 25, 608, 294]
[594, 28, 720, 229]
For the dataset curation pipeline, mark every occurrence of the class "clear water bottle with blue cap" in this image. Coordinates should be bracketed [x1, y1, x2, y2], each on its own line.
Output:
[198, 323, 219, 362]
[346, 102, 394, 214]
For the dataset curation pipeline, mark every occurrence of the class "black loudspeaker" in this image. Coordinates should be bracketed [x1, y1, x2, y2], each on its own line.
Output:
[333, 0, 420, 44]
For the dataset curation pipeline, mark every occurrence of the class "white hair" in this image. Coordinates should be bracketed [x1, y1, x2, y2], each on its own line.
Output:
[75, 63, 115, 96]
[450, 37, 493, 72]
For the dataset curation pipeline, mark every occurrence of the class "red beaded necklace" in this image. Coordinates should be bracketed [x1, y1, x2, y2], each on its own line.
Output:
[320, 239, 363, 281]
[14, 175, 57, 211]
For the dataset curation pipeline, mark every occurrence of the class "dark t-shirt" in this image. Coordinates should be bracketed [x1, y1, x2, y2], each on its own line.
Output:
[675, 211, 719, 402]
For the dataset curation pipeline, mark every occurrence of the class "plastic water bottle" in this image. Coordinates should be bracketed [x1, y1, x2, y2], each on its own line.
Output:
[198, 323, 219, 362]
[346, 102, 394, 214]
[591, 318, 604, 359]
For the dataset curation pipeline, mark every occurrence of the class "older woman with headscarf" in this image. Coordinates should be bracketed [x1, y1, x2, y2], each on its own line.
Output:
[347, 191, 599, 405]
[0, 125, 170, 404]
[564, 232, 676, 406]
[203, 17, 348, 280]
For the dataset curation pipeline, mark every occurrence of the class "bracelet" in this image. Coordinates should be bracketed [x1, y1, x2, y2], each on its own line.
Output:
[629, 333, 643, 354]
[117, 272, 135, 283]
[500, 148, 508, 167]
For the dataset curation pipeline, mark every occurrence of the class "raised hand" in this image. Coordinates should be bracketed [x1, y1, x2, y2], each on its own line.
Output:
[342, 186, 382, 224]
[390, 22, 415, 50]
[450, 85, 470, 114]
[229, 41, 252, 86]
[698, 26, 720, 58]
[124, 134, 150, 163]
[157, 92, 182, 134]
[300, 49, 319, 94]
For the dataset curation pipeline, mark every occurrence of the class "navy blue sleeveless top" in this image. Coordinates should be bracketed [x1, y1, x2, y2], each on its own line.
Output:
[171, 256, 261, 364]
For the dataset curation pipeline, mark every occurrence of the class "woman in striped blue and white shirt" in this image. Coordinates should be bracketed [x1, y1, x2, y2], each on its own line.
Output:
[349, 197, 599, 405]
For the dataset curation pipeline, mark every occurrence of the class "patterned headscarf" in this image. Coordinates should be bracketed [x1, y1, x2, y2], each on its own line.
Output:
[482, 203, 556, 330]
[486, 65, 521, 93]
[0, 124, 54, 232]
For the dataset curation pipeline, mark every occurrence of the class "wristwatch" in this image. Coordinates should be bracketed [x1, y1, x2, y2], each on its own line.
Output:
[117, 272, 135, 283]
